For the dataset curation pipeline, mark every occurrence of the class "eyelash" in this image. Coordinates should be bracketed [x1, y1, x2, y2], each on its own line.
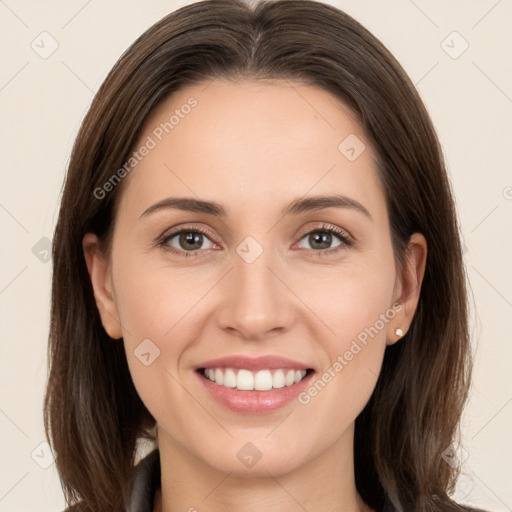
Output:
[156, 223, 353, 258]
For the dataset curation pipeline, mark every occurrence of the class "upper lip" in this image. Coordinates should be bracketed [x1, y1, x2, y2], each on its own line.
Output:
[196, 355, 313, 372]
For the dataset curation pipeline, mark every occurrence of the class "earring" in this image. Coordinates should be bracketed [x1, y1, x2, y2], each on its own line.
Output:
[395, 328, 403, 337]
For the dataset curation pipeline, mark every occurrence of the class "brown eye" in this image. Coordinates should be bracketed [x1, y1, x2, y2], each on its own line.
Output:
[160, 228, 216, 255]
[298, 227, 351, 253]
[303, 231, 339, 250]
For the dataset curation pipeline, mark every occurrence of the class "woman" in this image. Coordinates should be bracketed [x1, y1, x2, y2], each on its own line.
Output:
[44, 1, 484, 511]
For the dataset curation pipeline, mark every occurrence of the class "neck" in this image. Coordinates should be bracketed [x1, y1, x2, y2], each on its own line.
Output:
[154, 423, 372, 512]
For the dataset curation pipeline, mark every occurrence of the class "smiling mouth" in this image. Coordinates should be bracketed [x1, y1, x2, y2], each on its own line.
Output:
[197, 367, 315, 391]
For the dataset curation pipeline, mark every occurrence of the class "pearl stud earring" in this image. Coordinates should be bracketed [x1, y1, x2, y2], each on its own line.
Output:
[395, 328, 403, 337]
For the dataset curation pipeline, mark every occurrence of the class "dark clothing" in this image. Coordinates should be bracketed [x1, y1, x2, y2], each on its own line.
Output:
[64, 449, 160, 512]
[64, 448, 489, 512]
[128, 448, 161, 512]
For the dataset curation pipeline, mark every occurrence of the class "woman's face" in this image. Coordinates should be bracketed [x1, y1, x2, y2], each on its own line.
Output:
[85, 78, 425, 477]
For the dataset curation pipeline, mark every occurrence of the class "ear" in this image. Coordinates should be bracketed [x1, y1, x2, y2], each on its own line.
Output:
[82, 233, 123, 339]
[387, 232, 427, 346]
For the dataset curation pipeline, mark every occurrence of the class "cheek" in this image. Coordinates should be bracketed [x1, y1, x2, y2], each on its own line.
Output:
[113, 253, 209, 345]
[294, 257, 396, 344]
[294, 260, 395, 413]
[112, 256, 222, 418]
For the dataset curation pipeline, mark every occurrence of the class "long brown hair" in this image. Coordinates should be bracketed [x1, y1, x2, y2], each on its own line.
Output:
[44, 1, 475, 510]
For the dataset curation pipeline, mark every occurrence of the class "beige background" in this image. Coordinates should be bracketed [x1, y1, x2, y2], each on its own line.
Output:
[1, 0, 511, 511]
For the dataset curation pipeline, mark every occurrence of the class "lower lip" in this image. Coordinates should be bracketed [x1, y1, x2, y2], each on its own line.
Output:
[196, 370, 314, 414]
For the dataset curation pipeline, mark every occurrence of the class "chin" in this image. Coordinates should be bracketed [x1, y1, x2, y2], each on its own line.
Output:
[198, 437, 311, 478]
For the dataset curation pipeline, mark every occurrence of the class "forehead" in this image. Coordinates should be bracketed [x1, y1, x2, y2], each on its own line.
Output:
[117, 78, 385, 221]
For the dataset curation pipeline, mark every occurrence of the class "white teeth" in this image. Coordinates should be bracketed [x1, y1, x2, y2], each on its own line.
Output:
[203, 367, 308, 390]
[272, 369, 285, 389]
[237, 369, 254, 390]
[254, 370, 273, 391]
[285, 369, 295, 386]
[223, 368, 237, 388]
[214, 368, 224, 385]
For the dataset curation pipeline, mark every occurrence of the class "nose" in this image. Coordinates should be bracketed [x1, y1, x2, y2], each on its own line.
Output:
[216, 247, 296, 341]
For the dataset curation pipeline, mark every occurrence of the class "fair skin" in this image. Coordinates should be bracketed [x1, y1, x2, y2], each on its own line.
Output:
[83, 78, 427, 512]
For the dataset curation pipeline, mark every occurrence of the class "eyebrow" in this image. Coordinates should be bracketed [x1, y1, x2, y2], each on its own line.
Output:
[139, 194, 372, 221]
